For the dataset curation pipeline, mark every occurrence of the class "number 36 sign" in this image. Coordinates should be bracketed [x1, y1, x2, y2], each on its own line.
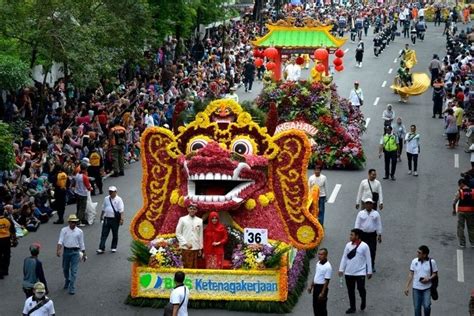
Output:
[244, 228, 268, 245]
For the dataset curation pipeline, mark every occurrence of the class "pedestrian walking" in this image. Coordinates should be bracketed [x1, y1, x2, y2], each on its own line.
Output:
[432, 78, 445, 118]
[356, 169, 384, 211]
[404, 245, 438, 316]
[355, 41, 364, 68]
[56, 214, 87, 295]
[53, 165, 68, 224]
[0, 207, 16, 279]
[410, 25, 417, 44]
[382, 104, 395, 127]
[168, 271, 189, 316]
[97, 186, 124, 254]
[428, 55, 442, 86]
[308, 248, 332, 316]
[363, 17, 370, 37]
[88, 146, 103, 195]
[243, 58, 256, 92]
[176, 204, 203, 268]
[22, 243, 48, 298]
[110, 123, 126, 177]
[452, 178, 474, 248]
[379, 125, 399, 180]
[339, 228, 372, 314]
[73, 163, 93, 226]
[445, 108, 458, 149]
[394, 117, 407, 161]
[405, 125, 420, 176]
[348, 81, 364, 111]
[354, 198, 382, 272]
[22, 282, 55, 316]
[308, 165, 328, 225]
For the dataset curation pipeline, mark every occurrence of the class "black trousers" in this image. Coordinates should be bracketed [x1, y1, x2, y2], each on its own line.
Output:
[312, 284, 328, 316]
[0, 237, 11, 276]
[99, 218, 120, 250]
[345, 275, 366, 310]
[430, 69, 439, 86]
[407, 153, 418, 172]
[384, 150, 397, 178]
[88, 167, 102, 194]
[361, 232, 377, 268]
[54, 188, 66, 222]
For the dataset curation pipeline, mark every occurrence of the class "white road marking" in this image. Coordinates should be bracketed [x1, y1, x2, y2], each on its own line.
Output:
[393, 58, 397, 63]
[373, 97, 380, 106]
[388, 68, 393, 74]
[327, 184, 342, 204]
[365, 117, 371, 128]
[457, 249, 464, 283]
[344, 48, 349, 53]
[381, 81, 387, 87]
[454, 154, 459, 168]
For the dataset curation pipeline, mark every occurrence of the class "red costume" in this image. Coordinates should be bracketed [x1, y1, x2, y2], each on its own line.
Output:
[203, 212, 228, 269]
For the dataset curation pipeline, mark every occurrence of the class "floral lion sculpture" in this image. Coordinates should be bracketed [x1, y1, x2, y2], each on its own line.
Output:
[131, 99, 323, 249]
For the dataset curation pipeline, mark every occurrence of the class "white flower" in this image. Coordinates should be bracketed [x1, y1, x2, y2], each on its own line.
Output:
[233, 255, 240, 261]
[255, 252, 265, 263]
[149, 246, 158, 255]
[158, 247, 165, 253]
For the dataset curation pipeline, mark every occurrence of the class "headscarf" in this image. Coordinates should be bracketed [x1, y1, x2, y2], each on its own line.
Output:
[207, 211, 226, 233]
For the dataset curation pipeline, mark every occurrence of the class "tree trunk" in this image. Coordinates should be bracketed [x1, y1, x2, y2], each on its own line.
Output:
[30, 45, 38, 69]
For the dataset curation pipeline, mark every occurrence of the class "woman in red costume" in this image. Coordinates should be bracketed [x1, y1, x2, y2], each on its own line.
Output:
[203, 212, 228, 269]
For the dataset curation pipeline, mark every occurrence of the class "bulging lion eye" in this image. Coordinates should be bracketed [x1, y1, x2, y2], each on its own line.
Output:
[189, 139, 208, 152]
[232, 139, 253, 155]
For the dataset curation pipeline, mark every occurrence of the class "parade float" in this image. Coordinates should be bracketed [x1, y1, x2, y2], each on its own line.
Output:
[127, 99, 324, 313]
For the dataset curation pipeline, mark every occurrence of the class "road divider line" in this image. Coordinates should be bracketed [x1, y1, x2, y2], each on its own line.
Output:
[393, 58, 397, 63]
[388, 68, 393, 74]
[365, 118, 371, 128]
[344, 48, 349, 53]
[373, 97, 380, 106]
[457, 249, 464, 283]
[382, 81, 387, 87]
[454, 154, 459, 168]
[327, 184, 342, 204]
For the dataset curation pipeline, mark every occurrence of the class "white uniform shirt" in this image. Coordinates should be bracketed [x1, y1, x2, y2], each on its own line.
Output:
[313, 260, 332, 284]
[354, 210, 383, 234]
[356, 179, 383, 205]
[102, 195, 124, 218]
[405, 132, 420, 154]
[285, 64, 302, 81]
[308, 174, 328, 197]
[58, 226, 85, 251]
[145, 114, 155, 128]
[22, 297, 55, 316]
[176, 215, 203, 250]
[170, 285, 189, 316]
[339, 241, 372, 276]
[349, 88, 364, 106]
[410, 258, 438, 290]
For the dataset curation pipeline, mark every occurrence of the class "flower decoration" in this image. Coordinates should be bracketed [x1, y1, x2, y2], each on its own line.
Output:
[147, 237, 183, 268]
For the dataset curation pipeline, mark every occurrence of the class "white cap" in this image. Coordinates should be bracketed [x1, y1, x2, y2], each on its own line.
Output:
[108, 186, 117, 192]
[363, 197, 374, 203]
[81, 157, 90, 166]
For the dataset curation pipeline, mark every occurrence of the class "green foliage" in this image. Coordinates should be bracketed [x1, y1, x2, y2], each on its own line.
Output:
[0, 121, 15, 171]
[0, 54, 31, 90]
[128, 240, 151, 266]
[265, 242, 290, 269]
[241, 100, 266, 127]
[125, 250, 315, 313]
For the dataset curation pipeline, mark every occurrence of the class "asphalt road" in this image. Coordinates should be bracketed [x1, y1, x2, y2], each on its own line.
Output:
[1, 23, 473, 316]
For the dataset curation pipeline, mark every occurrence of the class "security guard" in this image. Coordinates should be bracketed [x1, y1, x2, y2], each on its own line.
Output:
[379, 126, 399, 181]
[0, 208, 16, 279]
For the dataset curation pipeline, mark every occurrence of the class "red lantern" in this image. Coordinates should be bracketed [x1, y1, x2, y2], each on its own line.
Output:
[254, 58, 264, 67]
[335, 49, 344, 58]
[253, 49, 263, 58]
[264, 47, 279, 60]
[296, 56, 305, 65]
[335, 64, 344, 72]
[314, 48, 329, 61]
[316, 63, 325, 73]
[266, 61, 276, 71]
[333, 57, 343, 67]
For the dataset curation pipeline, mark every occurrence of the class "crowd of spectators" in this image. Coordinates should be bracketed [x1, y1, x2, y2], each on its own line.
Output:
[0, 13, 263, 235]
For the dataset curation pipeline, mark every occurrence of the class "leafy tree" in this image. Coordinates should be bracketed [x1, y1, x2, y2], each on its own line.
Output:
[0, 121, 15, 171]
[0, 54, 32, 91]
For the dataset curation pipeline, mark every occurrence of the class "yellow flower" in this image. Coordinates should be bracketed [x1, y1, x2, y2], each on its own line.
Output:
[258, 194, 270, 207]
[245, 198, 256, 210]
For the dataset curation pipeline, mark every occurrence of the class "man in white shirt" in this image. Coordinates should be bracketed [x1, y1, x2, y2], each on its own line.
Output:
[144, 109, 154, 128]
[22, 282, 55, 316]
[404, 245, 438, 316]
[308, 248, 332, 316]
[348, 81, 364, 110]
[285, 59, 302, 81]
[56, 214, 86, 295]
[169, 271, 189, 316]
[356, 169, 384, 211]
[339, 228, 372, 314]
[97, 186, 124, 254]
[176, 204, 203, 268]
[405, 125, 420, 176]
[354, 198, 382, 271]
[308, 165, 328, 226]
